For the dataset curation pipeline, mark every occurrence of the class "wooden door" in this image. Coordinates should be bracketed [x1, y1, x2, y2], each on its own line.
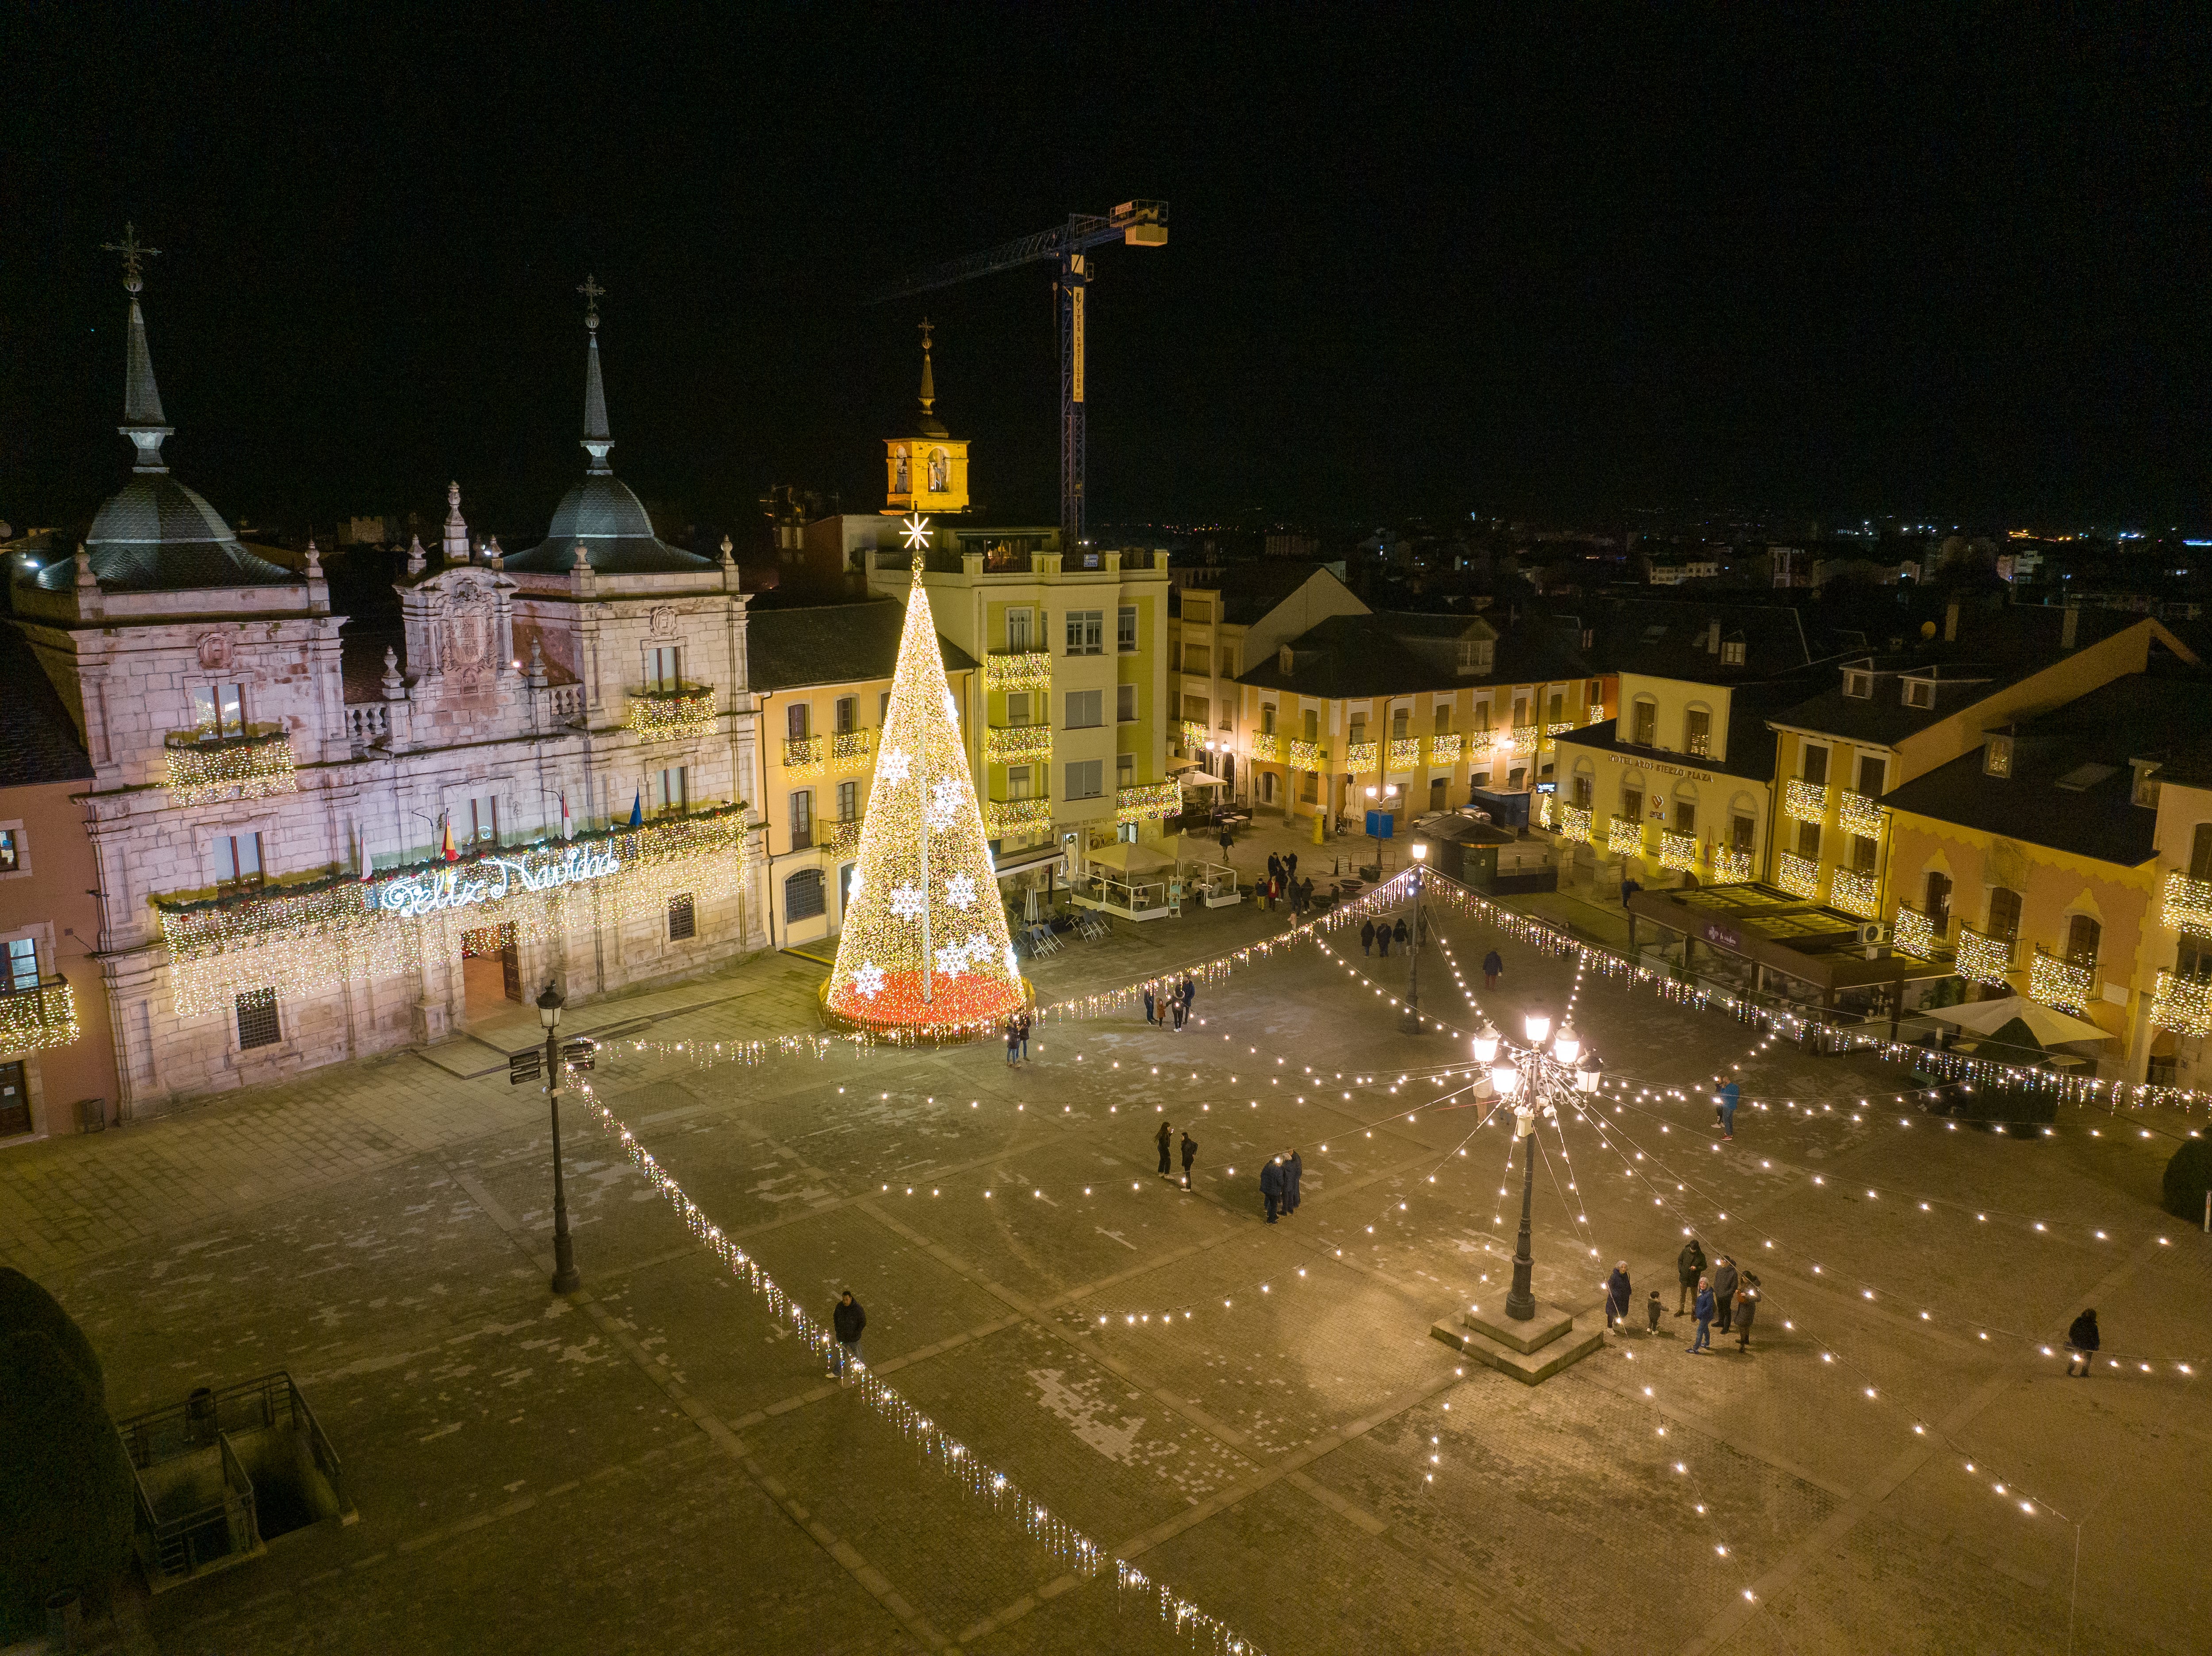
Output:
[0, 1061, 29, 1138]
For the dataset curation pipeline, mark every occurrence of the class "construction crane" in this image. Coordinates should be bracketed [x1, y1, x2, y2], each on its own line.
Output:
[870, 201, 1168, 546]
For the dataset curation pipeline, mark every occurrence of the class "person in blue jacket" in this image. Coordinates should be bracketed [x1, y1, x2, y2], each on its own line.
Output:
[1686, 1277, 1714, 1353]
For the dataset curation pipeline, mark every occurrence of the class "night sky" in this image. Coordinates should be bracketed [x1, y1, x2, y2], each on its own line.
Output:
[4, 8, 2205, 544]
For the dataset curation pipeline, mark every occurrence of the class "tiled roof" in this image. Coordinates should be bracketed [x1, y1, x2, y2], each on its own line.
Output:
[1554, 675, 1821, 784]
[1174, 564, 1360, 628]
[1881, 671, 2212, 865]
[746, 599, 978, 693]
[0, 623, 92, 786]
[1234, 610, 1587, 698]
[1588, 597, 1827, 682]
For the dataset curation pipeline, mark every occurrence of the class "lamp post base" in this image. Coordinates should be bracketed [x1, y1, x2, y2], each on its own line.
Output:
[1432, 1298, 1603, 1386]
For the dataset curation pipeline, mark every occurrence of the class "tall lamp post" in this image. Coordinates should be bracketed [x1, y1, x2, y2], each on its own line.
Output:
[538, 981, 582, 1295]
[1399, 840, 1428, 1033]
[1475, 1007, 1601, 1321]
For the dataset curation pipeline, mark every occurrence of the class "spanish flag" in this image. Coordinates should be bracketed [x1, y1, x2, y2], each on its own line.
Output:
[441, 814, 458, 862]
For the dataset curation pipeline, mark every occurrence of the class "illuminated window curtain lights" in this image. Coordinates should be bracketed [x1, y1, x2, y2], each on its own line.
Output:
[783, 736, 825, 779]
[1710, 846, 1752, 883]
[162, 726, 299, 808]
[2029, 948, 2093, 1012]
[1535, 793, 1557, 830]
[1248, 732, 1279, 762]
[1386, 737, 1421, 771]
[1830, 867, 1879, 918]
[1559, 802, 1593, 843]
[1546, 721, 1574, 737]
[1344, 741, 1378, 772]
[830, 816, 865, 856]
[1955, 926, 2012, 988]
[984, 724, 1052, 764]
[0, 978, 80, 1054]
[1608, 816, 1644, 858]
[831, 729, 873, 772]
[1116, 782, 1180, 824]
[1659, 830, 1698, 872]
[1427, 732, 1461, 764]
[1893, 903, 1937, 959]
[1784, 779, 1830, 824]
[984, 652, 1052, 690]
[2149, 970, 2212, 1036]
[627, 686, 716, 744]
[984, 797, 1052, 836]
[2162, 872, 2212, 938]
[1287, 739, 1326, 769]
[1777, 851, 1820, 898]
[1511, 724, 1539, 751]
[827, 564, 1025, 1033]
[1839, 790, 1882, 839]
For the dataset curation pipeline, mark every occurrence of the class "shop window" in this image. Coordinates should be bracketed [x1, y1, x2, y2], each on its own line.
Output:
[1301, 772, 1319, 803]
[235, 987, 281, 1050]
[785, 870, 826, 923]
[668, 893, 696, 941]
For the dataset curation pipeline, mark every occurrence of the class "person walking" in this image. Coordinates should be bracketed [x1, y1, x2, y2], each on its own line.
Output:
[2065, 1308, 2101, 1376]
[1218, 828, 1233, 862]
[1676, 1235, 1708, 1315]
[1179, 974, 1196, 1019]
[1260, 1155, 1285, 1223]
[1286, 851, 1298, 882]
[1284, 1147, 1304, 1214]
[1143, 983, 1157, 1025]
[1179, 1130, 1197, 1189]
[1017, 1010, 1033, 1063]
[1710, 1256, 1738, 1335]
[1717, 1077, 1740, 1139]
[1482, 949, 1503, 991]
[1392, 917, 1410, 952]
[1170, 993, 1187, 1033]
[832, 1291, 866, 1381]
[1686, 1277, 1714, 1353]
[1732, 1273, 1760, 1351]
[1361, 918, 1377, 956]
[1377, 922, 1393, 959]
[1156, 1119, 1175, 1178]
[1604, 1262, 1633, 1331]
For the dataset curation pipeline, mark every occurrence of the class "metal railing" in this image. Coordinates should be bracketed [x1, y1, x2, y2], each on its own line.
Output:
[0, 974, 81, 1055]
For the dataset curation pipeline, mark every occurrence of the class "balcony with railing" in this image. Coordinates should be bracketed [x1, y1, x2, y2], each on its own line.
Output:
[345, 703, 390, 748]
[1784, 779, 1832, 824]
[2029, 947, 2095, 1012]
[1286, 740, 1327, 770]
[1428, 732, 1462, 765]
[781, 736, 826, 778]
[1386, 737, 1422, 771]
[1776, 851, 1820, 898]
[985, 724, 1054, 765]
[829, 816, 865, 856]
[1830, 866, 1879, 918]
[1954, 926, 2012, 988]
[163, 724, 300, 808]
[1175, 720, 1208, 751]
[1710, 845, 1753, 884]
[1117, 781, 1182, 824]
[1248, 732, 1280, 762]
[984, 797, 1053, 836]
[1510, 724, 1540, 751]
[2162, 871, 2212, 937]
[1344, 741, 1378, 773]
[983, 652, 1053, 690]
[0, 974, 81, 1055]
[1839, 790, 1883, 840]
[1685, 730, 1711, 758]
[1559, 802, 1594, 843]
[1659, 830, 1699, 872]
[1608, 815, 1644, 858]
[627, 682, 716, 743]
[1891, 903, 1939, 959]
[830, 729, 873, 773]
[2149, 970, 2212, 1036]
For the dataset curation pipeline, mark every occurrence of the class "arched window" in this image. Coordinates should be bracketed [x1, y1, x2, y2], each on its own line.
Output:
[1683, 703, 1712, 757]
[785, 869, 826, 924]
[1987, 887, 2021, 942]
[1630, 697, 1658, 747]
[2064, 913, 2101, 969]
[1924, 871, 1952, 937]
[1671, 784, 1697, 835]
[891, 446, 910, 494]
[928, 448, 949, 492]
[1570, 759, 1595, 809]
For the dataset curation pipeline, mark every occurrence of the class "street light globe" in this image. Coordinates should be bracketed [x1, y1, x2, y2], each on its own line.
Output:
[1411, 841, 1428, 862]
[536, 981, 565, 1030]
[1551, 1020, 1581, 1064]
[1576, 1054, 1605, 1094]
[1489, 1059, 1522, 1099]
[1471, 1021, 1501, 1064]
[1365, 785, 1379, 800]
[1523, 1006, 1552, 1046]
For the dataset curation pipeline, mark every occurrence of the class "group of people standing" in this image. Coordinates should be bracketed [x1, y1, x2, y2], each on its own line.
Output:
[1358, 917, 1411, 957]
[1673, 1235, 1759, 1353]
[1000, 1010, 1033, 1066]
[1156, 1118, 1198, 1188]
[1263, 852, 1314, 916]
[1143, 974, 1198, 1031]
[1259, 1149, 1303, 1221]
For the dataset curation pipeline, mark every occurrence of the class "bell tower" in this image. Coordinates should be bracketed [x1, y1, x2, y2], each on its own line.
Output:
[885, 319, 969, 516]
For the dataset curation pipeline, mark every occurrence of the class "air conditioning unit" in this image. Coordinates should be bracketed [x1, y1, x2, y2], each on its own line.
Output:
[1857, 921, 1889, 947]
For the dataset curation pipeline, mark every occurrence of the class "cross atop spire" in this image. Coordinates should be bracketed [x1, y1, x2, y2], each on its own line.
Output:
[577, 273, 605, 331]
[101, 222, 160, 295]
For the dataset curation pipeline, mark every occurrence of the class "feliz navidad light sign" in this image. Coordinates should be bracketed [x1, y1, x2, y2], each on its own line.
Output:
[374, 841, 622, 916]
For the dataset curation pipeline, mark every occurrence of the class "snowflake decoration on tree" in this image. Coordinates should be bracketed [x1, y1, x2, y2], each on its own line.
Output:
[878, 747, 911, 786]
[926, 776, 965, 831]
[849, 961, 886, 1000]
[1002, 944, 1020, 976]
[945, 872, 977, 911]
[888, 883, 926, 922]
[934, 937, 977, 978]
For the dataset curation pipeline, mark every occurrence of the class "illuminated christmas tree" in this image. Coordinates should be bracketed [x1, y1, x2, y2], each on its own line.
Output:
[825, 562, 1025, 1032]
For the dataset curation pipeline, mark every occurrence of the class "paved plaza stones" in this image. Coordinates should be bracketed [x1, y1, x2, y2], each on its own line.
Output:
[7, 877, 2210, 1655]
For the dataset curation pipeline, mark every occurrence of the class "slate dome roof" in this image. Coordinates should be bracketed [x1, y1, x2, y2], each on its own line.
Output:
[47, 473, 290, 592]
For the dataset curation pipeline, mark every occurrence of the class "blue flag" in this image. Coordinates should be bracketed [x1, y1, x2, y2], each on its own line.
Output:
[629, 789, 643, 828]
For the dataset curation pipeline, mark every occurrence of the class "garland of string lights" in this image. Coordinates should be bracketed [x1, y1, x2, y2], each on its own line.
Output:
[625, 686, 718, 744]
[162, 726, 300, 807]
[572, 1068, 1271, 1656]
[154, 805, 749, 1016]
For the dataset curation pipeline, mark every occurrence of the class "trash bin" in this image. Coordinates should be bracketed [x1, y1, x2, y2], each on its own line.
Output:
[77, 1096, 107, 1134]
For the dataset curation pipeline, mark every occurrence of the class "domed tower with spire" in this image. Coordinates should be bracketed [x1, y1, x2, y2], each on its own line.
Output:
[884, 319, 970, 517]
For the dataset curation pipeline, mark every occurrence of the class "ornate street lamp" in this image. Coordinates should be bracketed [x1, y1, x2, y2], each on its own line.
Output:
[538, 981, 581, 1295]
[1400, 841, 1428, 1033]
[1478, 1001, 1599, 1323]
